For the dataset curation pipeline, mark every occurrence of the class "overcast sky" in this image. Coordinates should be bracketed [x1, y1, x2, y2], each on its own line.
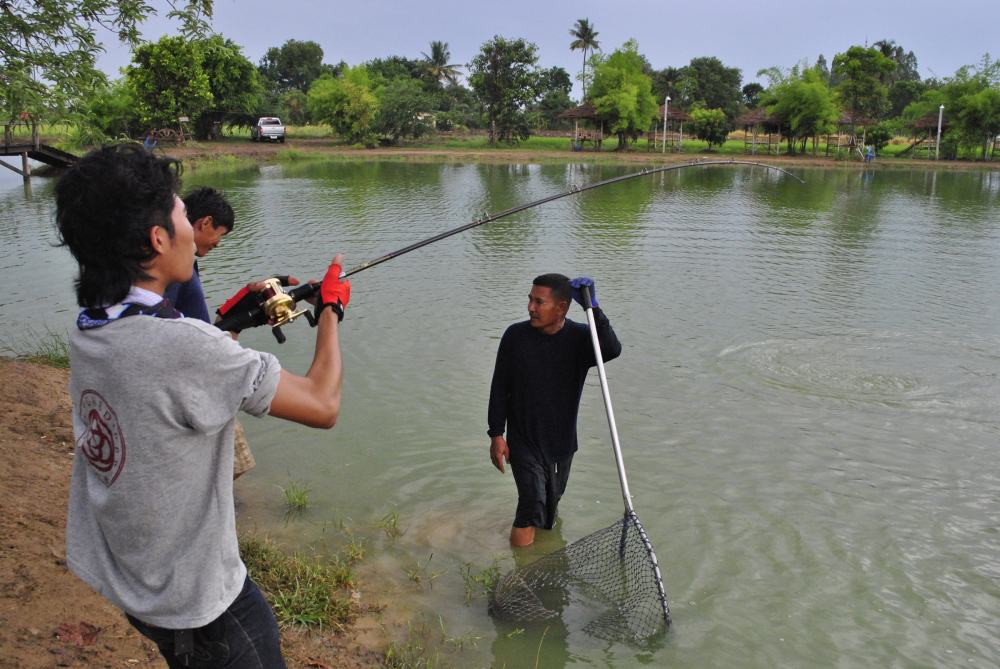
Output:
[98, 0, 998, 99]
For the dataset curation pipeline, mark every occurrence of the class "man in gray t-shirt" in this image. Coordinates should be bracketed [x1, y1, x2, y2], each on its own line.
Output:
[56, 144, 352, 667]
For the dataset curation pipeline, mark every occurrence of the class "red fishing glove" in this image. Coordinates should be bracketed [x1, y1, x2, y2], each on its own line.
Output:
[316, 260, 350, 321]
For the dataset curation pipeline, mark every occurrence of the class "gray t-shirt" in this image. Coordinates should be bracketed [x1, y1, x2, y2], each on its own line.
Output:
[66, 312, 280, 629]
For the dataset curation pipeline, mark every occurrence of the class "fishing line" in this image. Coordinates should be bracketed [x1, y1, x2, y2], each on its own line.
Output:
[215, 159, 804, 338]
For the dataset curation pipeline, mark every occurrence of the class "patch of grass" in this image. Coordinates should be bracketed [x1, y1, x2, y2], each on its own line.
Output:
[382, 621, 442, 669]
[279, 479, 310, 512]
[403, 553, 443, 587]
[184, 153, 244, 173]
[343, 535, 366, 563]
[285, 124, 333, 139]
[238, 533, 353, 629]
[437, 615, 481, 650]
[2, 329, 70, 369]
[275, 147, 318, 162]
[460, 559, 501, 603]
[378, 509, 404, 538]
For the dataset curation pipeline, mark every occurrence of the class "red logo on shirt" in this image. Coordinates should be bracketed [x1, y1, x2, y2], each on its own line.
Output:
[76, 390, 126, 486]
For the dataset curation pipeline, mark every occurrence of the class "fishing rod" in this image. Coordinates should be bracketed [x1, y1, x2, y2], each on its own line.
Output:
[215, 159, 804, 342]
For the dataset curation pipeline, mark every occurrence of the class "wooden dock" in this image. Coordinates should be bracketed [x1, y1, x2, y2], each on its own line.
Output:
[2, 122, 78, 180]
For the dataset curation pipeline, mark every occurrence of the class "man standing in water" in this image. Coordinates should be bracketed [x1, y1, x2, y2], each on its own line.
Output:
[487, 273, 621, 547]
[57, 144, 351, 667]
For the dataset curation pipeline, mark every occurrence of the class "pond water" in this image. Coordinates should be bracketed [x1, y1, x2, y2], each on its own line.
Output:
[3, 160, 1000, 667]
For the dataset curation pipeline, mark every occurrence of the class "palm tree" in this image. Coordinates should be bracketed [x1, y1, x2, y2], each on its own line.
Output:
[421, 41, 461, 86]
[569, 18, 600, 99]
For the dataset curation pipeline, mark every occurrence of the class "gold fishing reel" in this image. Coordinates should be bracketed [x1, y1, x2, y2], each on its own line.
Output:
[260, 277, 315, 343]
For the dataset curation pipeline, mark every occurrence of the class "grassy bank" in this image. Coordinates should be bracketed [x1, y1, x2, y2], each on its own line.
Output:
[21, 122, 999, 170]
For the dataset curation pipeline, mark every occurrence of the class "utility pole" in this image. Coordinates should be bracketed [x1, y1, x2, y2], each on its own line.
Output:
[661, 95, 670, 153]
[935, 104, 944, 160]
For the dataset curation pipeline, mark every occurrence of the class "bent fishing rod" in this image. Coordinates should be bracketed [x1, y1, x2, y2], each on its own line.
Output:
[215, 159, 804, 342]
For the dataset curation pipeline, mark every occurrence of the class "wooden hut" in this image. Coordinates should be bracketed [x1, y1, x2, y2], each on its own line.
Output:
[557, 102, 604, 150]
[902, 114, 950, 159]
[735, 108, 782, 155]
[647, 106, 690, 152]
[825, 113, 876, 158]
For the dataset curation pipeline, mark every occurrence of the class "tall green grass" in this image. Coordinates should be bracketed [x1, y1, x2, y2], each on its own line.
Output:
[238, 533, 354, 629]
[2, 329, 70, 368]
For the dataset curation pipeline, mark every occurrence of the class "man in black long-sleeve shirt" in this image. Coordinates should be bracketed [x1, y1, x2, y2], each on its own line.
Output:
[487, 273, 621, 547]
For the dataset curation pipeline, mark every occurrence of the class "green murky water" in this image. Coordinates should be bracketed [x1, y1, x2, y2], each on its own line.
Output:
[3, 161, 1000, 667]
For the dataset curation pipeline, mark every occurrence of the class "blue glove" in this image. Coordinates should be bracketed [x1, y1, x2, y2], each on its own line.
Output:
[570, 276, 598, 309]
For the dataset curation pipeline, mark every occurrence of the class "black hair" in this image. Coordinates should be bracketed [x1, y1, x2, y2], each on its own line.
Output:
[56, 143, 182, 308]
[183, 186, 235, 231]
[532, 273, 572, 306]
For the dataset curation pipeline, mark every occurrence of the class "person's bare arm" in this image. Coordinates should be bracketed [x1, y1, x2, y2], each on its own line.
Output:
[269, 308, 342, 427]
[268, 256, 349, 428]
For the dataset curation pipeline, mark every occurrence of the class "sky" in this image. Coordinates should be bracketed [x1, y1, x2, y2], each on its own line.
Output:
[97, 0, 999, 100]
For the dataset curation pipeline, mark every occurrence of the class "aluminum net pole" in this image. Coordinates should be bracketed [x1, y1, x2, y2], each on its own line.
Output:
[581, 286, 633, 514]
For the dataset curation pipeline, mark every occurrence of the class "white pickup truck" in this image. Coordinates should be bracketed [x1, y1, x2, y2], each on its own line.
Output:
[251, 117, 286, 143]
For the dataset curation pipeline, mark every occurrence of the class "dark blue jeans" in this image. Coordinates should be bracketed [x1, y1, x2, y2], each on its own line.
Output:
[126, 576, 286, 669]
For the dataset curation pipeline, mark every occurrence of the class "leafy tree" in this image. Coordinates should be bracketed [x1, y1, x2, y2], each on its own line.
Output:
[365, 56, 421, 86]
[650, 66, 683, 103]
[280, 89, 309, 125]
[816, 54, 831, 84]
[529, 66, 574, 128]
[468, 36, 541, 144]
[258, 39, 325, 94]
[569, 18, 600, 98]
[538, 66, 573, 97]
[588, 39, 658, 150]
[956, 86, 1000, 158]
[1, 0, 212, 122]
[742, 83, 764, 108]
[865, 121, 898, 152]
[688, 107, 729, 149]
[764, 66, 839, 154]
[677, 56, 743, 121]
[307, 67, 379, 146]
[125, 35, 213, 129]
[374, 78, 433, 144]
[195, 36, 263, 139]
[873, 39, 920, 84]
[832, 46, 896, 120]
[420, 41, 461, 87]
[433, 83, 482, 130]
[888, 79, 926, 117]
[925, 57, 1000, 159]
[78, 79, 142, 143]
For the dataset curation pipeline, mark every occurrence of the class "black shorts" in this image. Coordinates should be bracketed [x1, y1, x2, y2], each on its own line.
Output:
[510, 452, 573, 529]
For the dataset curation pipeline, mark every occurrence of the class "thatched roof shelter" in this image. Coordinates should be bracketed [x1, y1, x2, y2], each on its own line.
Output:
[558, 102, 604, 149]
[557, 102, 599, 121]
[736, 108, 783, 155]
[908, 114, 949, 130]
[837, 113, 876, 127]
[735, 108, 781, 131]
[656, 105, 691, 123]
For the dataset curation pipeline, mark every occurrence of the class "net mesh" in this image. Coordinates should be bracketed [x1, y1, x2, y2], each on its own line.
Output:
[488, 510, 671, 642]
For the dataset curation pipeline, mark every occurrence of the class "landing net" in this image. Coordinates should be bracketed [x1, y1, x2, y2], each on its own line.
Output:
[489, 510, 671, 642]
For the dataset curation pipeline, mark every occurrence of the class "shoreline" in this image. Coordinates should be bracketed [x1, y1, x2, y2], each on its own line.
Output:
[143, 136, 998, 172]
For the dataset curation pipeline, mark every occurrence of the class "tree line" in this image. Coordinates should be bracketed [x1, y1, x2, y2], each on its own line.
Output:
[4, 2, 998, 158]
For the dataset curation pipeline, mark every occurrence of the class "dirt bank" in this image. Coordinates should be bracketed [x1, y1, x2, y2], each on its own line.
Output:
[0, 358, 384, 668]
